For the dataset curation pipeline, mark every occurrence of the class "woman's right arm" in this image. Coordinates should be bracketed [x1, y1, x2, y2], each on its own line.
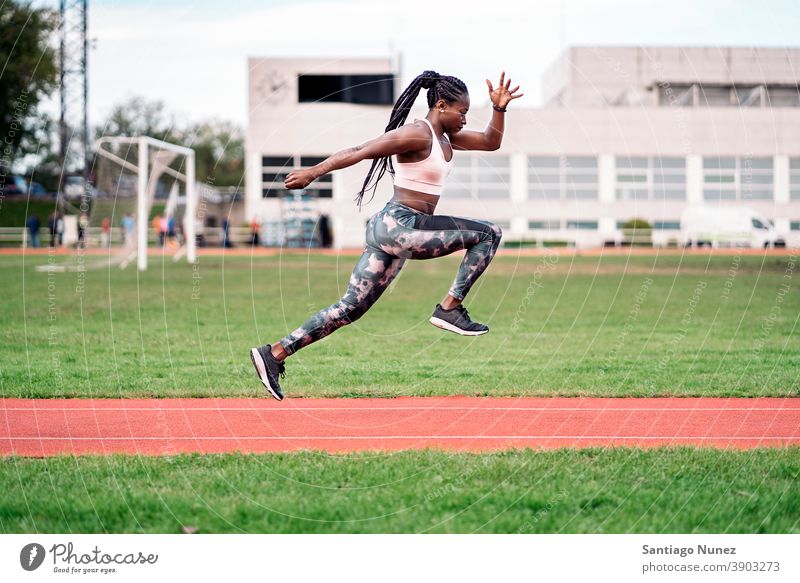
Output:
[284, 124, 427, 190]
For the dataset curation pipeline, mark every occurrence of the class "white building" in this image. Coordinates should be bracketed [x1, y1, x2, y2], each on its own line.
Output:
[246, 47, 800, 248]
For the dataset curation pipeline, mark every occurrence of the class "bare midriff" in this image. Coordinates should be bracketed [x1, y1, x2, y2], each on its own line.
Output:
[390, 186, 439, 214]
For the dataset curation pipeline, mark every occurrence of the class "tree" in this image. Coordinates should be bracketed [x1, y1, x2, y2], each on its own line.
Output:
[94, 96, 179, 143]
[184, 120, 244, 188]
[0, 2, 58, 172]
[22, 112, 62, 192]
[95, 96, 244, 188]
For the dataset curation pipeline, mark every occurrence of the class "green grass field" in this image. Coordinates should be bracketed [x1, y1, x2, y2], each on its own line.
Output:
[1, 252, 798, 398]
[1, 251, 798, 533]
[2, 448, 798, 533]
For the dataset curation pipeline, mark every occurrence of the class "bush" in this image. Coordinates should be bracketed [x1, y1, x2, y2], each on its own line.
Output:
[621, 218, 652, 231]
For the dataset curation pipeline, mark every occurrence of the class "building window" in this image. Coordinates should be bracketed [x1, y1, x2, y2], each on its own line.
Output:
[616, 157, 686, 200]
[658, 84, 694, 106]
[527, 156, 560, 199]
[615, 157, 648, 201]
[766, 87, 800, 107]
[528, 156, 598, 199]
[699, 86, 732, 107]
[443, 155, 510, 198]
[734, 86, 765, 107]
[298, 74, 395, 105]
[791, 158, 800, 201]
[703, 156, 773, 201]
[790, 221, 800, 231]
[529, 220, 560, 230]
[653, 220, 681, 230]
[657, 83, 799, 108]
[262, 154, 333, 198]
[740, 157, 773, 200]
[566, 220, 598, 230]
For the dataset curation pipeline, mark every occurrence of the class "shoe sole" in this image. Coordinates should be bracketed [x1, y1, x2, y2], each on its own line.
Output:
[429, 316, 489, 336]
[250, 348, 284, 401]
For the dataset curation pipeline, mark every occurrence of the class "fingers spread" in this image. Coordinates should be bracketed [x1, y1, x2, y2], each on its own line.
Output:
[486, 79, 494, 92]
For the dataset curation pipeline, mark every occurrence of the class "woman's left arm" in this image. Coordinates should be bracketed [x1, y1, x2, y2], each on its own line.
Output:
[450, 71, 523, 152]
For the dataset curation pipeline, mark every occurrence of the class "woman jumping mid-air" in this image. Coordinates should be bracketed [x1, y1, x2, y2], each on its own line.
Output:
[251, 70, 523, 400]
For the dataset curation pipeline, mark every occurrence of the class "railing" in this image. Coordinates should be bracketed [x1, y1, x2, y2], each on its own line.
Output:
[3, 226, 271, 248]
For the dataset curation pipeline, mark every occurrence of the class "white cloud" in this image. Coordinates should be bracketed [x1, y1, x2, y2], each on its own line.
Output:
[32, 0, 799, 128]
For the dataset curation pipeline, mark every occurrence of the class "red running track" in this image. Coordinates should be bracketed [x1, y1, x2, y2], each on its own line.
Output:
[1, 397, 799, 456]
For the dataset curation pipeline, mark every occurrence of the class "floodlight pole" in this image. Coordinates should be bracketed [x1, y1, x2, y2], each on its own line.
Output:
[186, 152, 197, 263]
[137, 137, 149, 271]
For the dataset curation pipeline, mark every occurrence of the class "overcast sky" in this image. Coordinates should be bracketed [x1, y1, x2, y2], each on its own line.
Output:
[32, 0, 800, 128]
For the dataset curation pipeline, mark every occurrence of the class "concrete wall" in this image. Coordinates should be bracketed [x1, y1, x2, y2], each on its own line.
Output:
[543, 46, 800, 107]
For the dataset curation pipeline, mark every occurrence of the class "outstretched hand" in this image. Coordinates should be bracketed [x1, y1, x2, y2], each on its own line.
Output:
[284, 169, 315, 190]
[486, 71, 524, 109]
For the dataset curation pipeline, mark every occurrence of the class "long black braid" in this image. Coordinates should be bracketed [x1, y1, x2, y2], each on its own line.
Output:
[354, 70, 468, 210]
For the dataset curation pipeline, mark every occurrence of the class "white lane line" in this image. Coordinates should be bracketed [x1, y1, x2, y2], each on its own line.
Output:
[2, 407, 799, 412]
[3, 436, 799, 441]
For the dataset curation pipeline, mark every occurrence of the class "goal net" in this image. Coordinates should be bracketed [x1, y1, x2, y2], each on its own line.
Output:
[94, 136, 195, 270]
[37, 136, 196, 272]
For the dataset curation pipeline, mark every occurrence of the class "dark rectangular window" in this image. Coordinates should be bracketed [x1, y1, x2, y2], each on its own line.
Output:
[529, 220, 559, 230]
[262, 154, 333, 197]
[305, 188, 332, 199]
[262, 188, 281, 199]
[262, 172, 286, 182]
[298, 74, 395, 105]
[262, 156, 294, 168]
[566, 221, 598, 230]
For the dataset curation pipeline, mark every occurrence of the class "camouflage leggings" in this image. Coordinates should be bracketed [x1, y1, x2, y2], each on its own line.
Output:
[279, 201, 503, 356]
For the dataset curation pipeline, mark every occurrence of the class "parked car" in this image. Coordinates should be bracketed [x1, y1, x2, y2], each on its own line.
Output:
[63, 175, 97, 199]
[27, 181, 49, 197]
[681, 205, 785, 248]
[0, 174, 28, 196]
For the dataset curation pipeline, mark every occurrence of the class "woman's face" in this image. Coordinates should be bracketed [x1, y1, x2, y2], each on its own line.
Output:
[438, 95, 470, 134]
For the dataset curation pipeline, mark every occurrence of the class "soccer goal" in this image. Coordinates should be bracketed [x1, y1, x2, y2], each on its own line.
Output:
[93, 136, 197, 271]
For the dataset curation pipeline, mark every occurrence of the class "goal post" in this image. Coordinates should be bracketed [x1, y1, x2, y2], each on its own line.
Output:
[94, 135, 196, 271]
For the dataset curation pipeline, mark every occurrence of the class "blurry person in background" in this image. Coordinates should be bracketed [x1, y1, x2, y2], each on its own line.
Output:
[48, 211, 58, 247]
[318, 214, 333, 248]
[121, 212, 135, 245]
[167, 213, 176, 248]
[250, 216, 261, 247]
[195, 216, 206, 248]
[77, 212, 89, 249]
[222, 217, 233, 248]
[26, 214, 41, 248]
[56, 213, 64, 247]
[101, 216, 111, 248]
[152, 213, 165, 247]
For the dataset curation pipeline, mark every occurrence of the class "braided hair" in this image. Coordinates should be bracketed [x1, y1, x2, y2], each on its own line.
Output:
[354, 70, 468, 210]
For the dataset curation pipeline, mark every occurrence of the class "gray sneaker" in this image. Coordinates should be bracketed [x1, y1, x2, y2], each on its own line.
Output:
[429, 304, 489, 336]
[249, 344, 285, 400]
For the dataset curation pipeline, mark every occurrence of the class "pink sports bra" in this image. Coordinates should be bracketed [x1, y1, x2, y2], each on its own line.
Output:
[392, 118, 453, 196]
